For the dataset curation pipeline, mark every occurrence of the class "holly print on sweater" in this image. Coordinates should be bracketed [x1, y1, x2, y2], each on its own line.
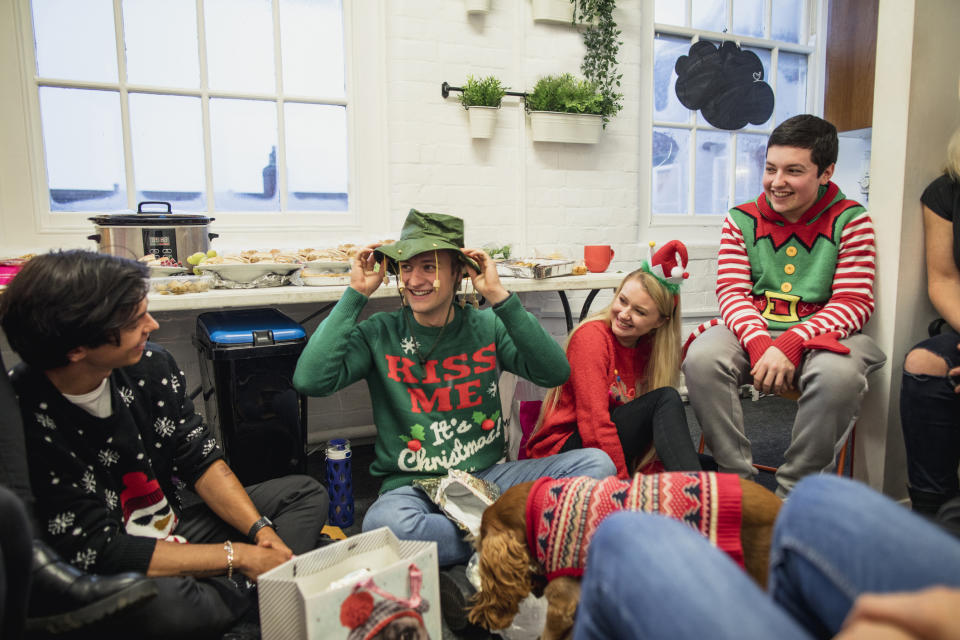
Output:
[294, 289, 570, 493]
[14, 344, 222, 574]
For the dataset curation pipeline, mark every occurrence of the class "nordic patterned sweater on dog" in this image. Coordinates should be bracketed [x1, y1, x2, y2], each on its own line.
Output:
[525, 472, 744, 580]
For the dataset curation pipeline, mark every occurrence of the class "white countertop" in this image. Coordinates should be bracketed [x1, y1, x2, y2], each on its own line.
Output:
[146, 271, 625, 312]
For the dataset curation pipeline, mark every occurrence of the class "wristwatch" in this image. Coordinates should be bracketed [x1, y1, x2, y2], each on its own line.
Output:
[247, 516, 275, 542]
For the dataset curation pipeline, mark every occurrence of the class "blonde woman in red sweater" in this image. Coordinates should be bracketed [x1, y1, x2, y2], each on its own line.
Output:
[525, 241, 702, 478]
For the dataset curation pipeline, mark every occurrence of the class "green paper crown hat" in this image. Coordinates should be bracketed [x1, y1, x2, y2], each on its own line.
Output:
[375, 209, 480, 272]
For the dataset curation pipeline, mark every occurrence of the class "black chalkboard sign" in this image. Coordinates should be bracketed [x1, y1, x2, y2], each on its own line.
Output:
[674, 40, 774, 130]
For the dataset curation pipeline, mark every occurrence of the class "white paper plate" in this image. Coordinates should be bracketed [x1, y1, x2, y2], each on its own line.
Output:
[198, 262, 301, 283]
[303, 259, 351, 273]
[149, 265, 189, 277]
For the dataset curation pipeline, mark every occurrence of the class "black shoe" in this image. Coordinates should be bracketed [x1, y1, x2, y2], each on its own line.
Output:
[26, 540, 158, 634]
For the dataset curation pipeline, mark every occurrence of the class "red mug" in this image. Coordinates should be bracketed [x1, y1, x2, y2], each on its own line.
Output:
[584, 245, 614, 272]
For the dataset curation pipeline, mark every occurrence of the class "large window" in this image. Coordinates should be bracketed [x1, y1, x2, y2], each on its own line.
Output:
[10, 0, 384, 234]
[648, 0, 820, 225]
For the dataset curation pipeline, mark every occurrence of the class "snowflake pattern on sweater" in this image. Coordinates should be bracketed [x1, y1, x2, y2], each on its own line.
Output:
[293, 289, 570, 493]
[13, 343, 223, 574]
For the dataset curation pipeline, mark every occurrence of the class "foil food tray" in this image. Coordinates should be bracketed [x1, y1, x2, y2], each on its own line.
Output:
[502, 259, 574, 279]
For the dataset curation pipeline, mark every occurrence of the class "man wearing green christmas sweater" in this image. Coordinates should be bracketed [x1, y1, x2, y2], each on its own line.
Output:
[293, 210, 615, 566]
[682, 115, 886, 497]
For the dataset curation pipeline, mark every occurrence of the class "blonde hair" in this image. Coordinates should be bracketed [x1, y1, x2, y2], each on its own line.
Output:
[947, 127, 960, 182]
[531, 269, 682, 435]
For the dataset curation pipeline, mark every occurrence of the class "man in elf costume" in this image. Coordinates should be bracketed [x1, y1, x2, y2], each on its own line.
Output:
[682, 115, 886, 497]
[293, 209, 615, 567]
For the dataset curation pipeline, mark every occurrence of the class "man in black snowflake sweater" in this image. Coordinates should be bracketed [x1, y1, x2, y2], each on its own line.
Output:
[0, 250, 328, 637]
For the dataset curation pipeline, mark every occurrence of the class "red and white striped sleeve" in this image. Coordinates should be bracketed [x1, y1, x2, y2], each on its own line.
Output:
[716, 213, 774, 365]
[773, 211, 876, 363]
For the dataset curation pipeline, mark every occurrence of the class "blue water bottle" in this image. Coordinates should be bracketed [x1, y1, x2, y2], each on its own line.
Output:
[325, 438, 354, 527]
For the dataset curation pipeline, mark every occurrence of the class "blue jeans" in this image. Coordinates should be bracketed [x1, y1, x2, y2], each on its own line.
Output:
[362, 448, 615, 566]
[573, 475, 960, 640]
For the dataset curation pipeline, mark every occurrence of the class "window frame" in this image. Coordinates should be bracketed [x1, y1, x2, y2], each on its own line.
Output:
[639, 0, 827, 245]
[1, 0, 388, 247]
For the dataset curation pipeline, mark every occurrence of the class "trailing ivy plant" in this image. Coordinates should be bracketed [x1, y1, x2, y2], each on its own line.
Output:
[459, 75, 507, 108]
[526, 73, 605, 115]
[571, 0, 622, 126]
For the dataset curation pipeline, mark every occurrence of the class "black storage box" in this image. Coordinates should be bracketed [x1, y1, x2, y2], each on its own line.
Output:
[194, 308, 308, 485]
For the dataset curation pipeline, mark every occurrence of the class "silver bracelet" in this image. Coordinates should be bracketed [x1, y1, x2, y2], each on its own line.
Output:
[224, 540, 234, 579]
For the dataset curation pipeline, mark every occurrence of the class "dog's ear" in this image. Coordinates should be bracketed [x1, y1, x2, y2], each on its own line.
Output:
[467, 523, 533, 631]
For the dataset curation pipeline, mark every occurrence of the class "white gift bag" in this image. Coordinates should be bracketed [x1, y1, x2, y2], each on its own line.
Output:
[258, 527, 441, 640]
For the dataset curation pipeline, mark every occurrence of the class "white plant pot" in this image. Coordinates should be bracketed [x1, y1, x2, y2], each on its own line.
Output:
[466, 0, 491, 14]
[529, 111, 603, 144]
[532, 0, 574, 24]
[467, 106, 499, 139]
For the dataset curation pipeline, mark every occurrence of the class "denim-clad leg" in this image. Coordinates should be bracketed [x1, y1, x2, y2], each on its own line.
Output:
[573, 511, 811, 640]
[769, 475, 960, 638]
[363, 449, 614, 566]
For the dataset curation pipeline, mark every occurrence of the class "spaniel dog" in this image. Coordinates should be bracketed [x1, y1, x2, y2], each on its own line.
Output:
[467, 472, 782, 639]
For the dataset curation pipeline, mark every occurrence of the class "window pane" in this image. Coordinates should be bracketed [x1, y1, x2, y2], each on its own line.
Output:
[653, 34, 692, 124]
[695, 130, 731, 214]
[654, 0, 686, 26]
[210, 99, 279, 211]
[775, 53, 807, 126]
[691, 0, 727, 32]
[772, 0, 804, 43]
[129, 94, 205, 211]
[280, 0, 345, 97]
[205, 0, 275, 93]
[652, 127, 689, 214]
[123, 0, 199, 87]
[732, 0, 764, 38]
[39, 87, 126, 212]
[735, 133, 767, 205]
[285, 103, 348, 211]
[32, 0, 117, 82]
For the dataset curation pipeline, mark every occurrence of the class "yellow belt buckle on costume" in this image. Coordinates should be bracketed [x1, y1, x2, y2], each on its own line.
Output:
[761, 290, 802, 323]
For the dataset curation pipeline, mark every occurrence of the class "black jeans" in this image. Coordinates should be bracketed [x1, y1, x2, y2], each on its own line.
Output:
[561, 387, 701, 472]
[901, 330, 960, 506]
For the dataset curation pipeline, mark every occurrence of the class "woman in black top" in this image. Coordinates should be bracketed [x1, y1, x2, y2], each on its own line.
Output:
[900, 127, 960, 524]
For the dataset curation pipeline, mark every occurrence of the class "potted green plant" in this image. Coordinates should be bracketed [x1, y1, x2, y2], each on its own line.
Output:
[525, 73, 605, 143]
[459, 75, 507, 139]
[573, 0, 623, 125]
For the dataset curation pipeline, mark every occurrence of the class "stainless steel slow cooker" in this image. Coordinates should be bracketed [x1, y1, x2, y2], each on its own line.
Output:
[88, 201, 218, 265]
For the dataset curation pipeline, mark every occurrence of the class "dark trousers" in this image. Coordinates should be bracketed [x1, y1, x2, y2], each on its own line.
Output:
[95, 474, 329, 639]
[561, 387, 702, 472]
[901, 330, 960, 509]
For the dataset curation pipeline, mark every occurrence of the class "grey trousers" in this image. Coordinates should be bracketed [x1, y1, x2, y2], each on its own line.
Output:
[682, 325, 886, 496]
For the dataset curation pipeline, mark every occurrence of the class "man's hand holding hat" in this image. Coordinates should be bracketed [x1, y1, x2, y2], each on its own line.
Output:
[462, 248, 509, 306]
[351, 242, 387, 297]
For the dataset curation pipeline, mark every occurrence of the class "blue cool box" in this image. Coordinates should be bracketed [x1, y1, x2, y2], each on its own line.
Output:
[194, 308, 306, 359]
